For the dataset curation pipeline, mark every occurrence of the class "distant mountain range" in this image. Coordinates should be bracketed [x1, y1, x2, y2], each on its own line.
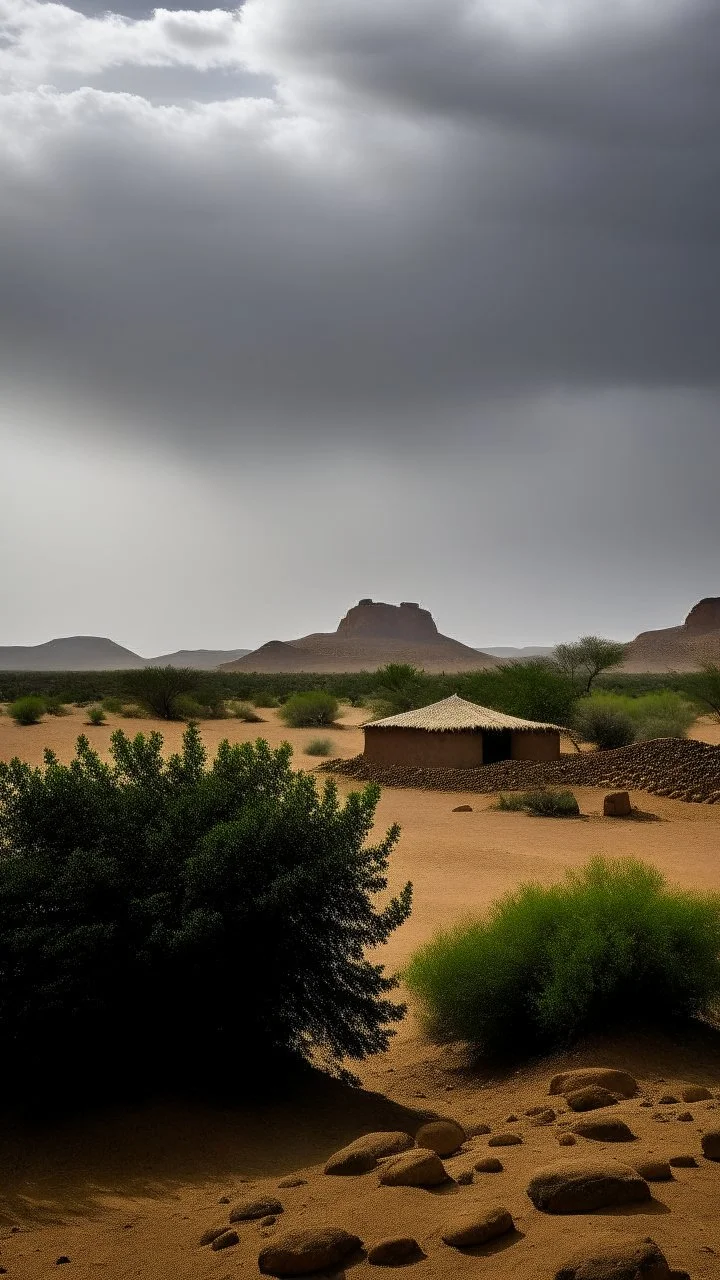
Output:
[0, 637, 250, 671]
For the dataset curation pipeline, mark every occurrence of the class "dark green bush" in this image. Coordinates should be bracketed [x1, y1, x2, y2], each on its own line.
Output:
[406, 857, 720, 1059]
[495, 789, 580, 817]
[121, 666, 200, 720]
[8, 696, 45, 726]
[458, 660, 576, 726]
[253, 690, 279, 708]
[86, 705, 107, 725]
[280, 691, 339, 728]
[305, 737, 334, 757]
[572, 700, 635, 749]
[0, 726, 411, 1103]
[44, 695, 70, 717]
[102, 696, 124, 714]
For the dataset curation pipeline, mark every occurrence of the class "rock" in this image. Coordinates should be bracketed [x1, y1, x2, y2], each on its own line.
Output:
[558, 1134, 577, 1147]
[212, 1231, 240, 1251]
[230, 1197, 284, 1222]
[566, 1086, 619, 1112]
[550, 1069, 637, 1099]
[278, 1177, 306, 1189]
[488, 1132, 522, 1147]
[635, 1161, 672, 1181]
[604, 792, 632, 817]
[56, 1261, 71, 1267]
[658, 1094, 678, 1105]
[669, 1154, 697, 1167]
[467, 1122, 491, 1136]
[572, 1118, 635, 1142]
[527, 1105, 548, 1116]
[259, 1227, 361, 1276]
[368, 1237, 419, 1265]
[200, 1225, 232, 1246]
[324, 1131, 414, 1175]
[554, 1234, 673, 1279]
[441, 1207, 514, 1249]
[474, 1157, 503, 1172]
[218, 1195, 230, 1204]
[505, 1114, 519, 1123]
[262, 1216, 278, 1227]
[455, 1168, 473, 1185]
[415, 1118, 466, 1156]
[527, 1160, 651, 1213]
[378, 1148, 449, 1187]
[453, 805, 472, 812]
[701, 1129, 720, 1159]
[676, 1111, 693, 1122]
[531, 1108, 556, 1126]
[681, 1085, 712, 1102]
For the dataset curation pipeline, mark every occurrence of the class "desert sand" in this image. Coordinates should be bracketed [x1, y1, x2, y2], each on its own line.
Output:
[1, 708, 720, 1277]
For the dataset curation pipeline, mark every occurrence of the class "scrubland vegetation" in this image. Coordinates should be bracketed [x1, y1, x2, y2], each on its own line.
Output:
[406, 857, 720, 1058]
[494, 788, 580, 817]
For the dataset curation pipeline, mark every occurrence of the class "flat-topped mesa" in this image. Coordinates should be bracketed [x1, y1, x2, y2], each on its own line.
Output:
[336, 600, 441, 642]
[684, 597, 720, 633]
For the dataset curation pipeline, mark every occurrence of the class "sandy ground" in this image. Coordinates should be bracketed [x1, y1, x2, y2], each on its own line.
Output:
[2, 708, 720, 1277]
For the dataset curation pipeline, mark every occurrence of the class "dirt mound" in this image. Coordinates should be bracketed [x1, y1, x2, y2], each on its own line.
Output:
[222, 601, 498, 673]
[324, 736, 720, 804]
[624, 597, 720, 672]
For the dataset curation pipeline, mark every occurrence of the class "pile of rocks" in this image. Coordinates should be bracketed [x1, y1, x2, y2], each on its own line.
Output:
[324, 736, 720, 804]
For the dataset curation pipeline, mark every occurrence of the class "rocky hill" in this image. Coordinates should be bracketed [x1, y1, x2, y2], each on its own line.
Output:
[623, 597, 720, 672]
[0, 638, 251, 671]
[222, 600, 498, 673]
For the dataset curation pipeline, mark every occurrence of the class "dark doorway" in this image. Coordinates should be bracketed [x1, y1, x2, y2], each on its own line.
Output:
[482, 730, 512, 764]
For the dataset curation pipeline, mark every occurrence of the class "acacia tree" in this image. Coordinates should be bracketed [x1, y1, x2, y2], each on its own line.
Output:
[554, 636, 628, 693]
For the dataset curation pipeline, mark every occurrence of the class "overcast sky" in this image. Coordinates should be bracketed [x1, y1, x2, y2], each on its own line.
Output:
[1, 0, 719, 655]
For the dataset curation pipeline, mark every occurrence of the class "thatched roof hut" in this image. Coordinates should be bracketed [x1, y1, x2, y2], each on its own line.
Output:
[364, 694, 561, 768]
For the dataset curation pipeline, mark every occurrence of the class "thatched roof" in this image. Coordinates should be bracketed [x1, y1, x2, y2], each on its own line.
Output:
[366, 694, 561, 733]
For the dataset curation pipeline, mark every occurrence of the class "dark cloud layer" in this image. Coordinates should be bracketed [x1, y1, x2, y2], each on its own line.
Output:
[1, 0, 719, 647]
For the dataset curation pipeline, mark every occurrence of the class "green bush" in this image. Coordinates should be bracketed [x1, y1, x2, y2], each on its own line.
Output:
[8, 696, 45, 726]
[628, 692, 695, 741]
[681, 665, 720, 722]
[459, 660, 576, 726]
[44, 695, 70, 717]
[0, 726, 411, 1103]
[280, 691, 339, 728]
[121, 666, 200, 720]
[406, 857, 720, 1059]
[253, 691, 279, 708]
[102, 696, 124, 714]
[572, 700, 635, 749]
[86, 705, 107, 725]
[495, 788, 580, 817]
[232, 702, 263, 722]
[305, 737, 334, 757]
[120, 705, 145, 718]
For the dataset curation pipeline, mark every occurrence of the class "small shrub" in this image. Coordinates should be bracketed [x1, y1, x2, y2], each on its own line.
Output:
[305, 737, 334, 757]
[86, 705, 107, 725]
[173, 694, 209, 721]
[102, 697, 123, 714]
[628, 692, 695, 741]
[44, 696, 70, 717]
[120, 705, 145, 719]
[572, 700, 635, 749]
[253, 691, 279, 708]
[495, 789, 580, 817]
[234, 702, 263, 723]
[280, 691, 339, 728]
[405, 857, 720, 1059]
[121, 666, 199, 720]
[8, 696, 45, 726]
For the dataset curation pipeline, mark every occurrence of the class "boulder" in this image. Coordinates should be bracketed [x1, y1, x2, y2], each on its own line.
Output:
[415, 1119, 466, 1156]
[676, 1112, 693, 1122]
[441, 1207, 514, 1249]
[604, 792, 632, 817]
[657, 1095, 677, 1105]
[378, 1148, 449, 1187]
[488, 1133, 522, 1147]
[467, 1123, 491, 1136]
[572, 1119, 636, 1143]
[211, 1231, 239, 1252]
[453, 805, 472, 813]
[258, 1228, 361, 1276]
[531, 1108, 556, 1126]
[324, 1131, 414, 1175]
[700, 1129, 720, 1160]
[230, 1197, 284, 1222]
[199, 1225, 231, 1247]
[635, 1161, 672, 1182]
[278, 1177, 307, 1189]
[554, 1234, 673, 1279]
[527, 1160, 651, 1213]
[455, 1169, 474, 1185]
[681, 1085, 712, 1103]
[669, 1154, 697, 1168]
[558, 1134, 577, 1147]
[550, 1069, 637, 1099]
[566, 1086, 619, 1112]
[474, 1157, 503, 1173]
[367, 1237, 419, 1265]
